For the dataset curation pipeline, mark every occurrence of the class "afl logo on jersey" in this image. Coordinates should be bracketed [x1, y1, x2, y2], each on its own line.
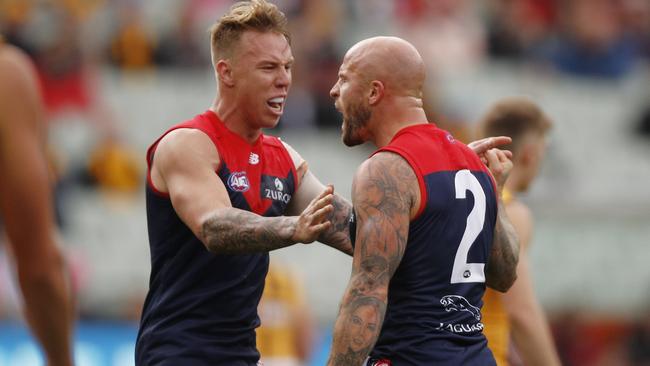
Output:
[228, 171, 250, 192]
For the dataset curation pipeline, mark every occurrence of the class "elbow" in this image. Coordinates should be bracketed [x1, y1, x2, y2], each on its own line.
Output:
[199, 215, 222, 253]
[486, 269, 517, 293]
[198, 210, 237, 254]
[16, 247, 67, 292]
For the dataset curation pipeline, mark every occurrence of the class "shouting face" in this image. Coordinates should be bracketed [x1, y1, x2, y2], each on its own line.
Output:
[330, 54, 372, 147]
[228, 30, 293, 130]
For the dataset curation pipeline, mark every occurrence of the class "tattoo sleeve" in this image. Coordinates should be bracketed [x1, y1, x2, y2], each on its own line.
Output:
[327, 153, 417, 366]
[485, 198, 519, 292]
[200, 208, 297, 254]
[318, 194, 354, 255]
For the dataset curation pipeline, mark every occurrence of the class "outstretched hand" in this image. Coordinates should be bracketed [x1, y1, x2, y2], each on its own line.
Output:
[468, 136, 513, 164]
[291, 185, 334, 244]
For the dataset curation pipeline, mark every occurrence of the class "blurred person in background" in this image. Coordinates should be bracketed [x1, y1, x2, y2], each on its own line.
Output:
[257, 261, 316, 366]
[0, 36, 74, 366]
[543, 0, 641, 79]
[485, 0, 556, 61]
[478, 97, 560, 366]
[326, 36, 519, 366]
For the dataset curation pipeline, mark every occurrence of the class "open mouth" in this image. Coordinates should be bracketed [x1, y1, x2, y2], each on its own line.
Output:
[267, 97, 285, 113]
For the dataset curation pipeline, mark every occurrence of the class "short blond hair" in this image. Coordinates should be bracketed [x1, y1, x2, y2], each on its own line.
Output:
[478, 97, 552, 153]
[209, 0, 290, 64]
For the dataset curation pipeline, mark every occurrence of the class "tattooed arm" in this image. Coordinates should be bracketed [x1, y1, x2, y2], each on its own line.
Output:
[327, 152, 418, 366]
[150, 129, 334, 254]
[483, 148, 519, 292]
[283, 142, 354, 255]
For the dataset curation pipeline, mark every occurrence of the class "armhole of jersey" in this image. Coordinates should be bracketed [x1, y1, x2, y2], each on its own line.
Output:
[487, 169, 498, 199]
[373, 146, 427, 221]
[146, 138, 171, 198]
[272, 137, 299, 193]
[145, 123, 224, 198]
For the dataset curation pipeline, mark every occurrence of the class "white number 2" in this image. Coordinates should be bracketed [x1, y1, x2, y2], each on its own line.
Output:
[450, 170, 486, 284]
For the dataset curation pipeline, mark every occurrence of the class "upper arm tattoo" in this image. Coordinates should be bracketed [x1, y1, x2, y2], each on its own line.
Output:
[327, 153, 418, 365]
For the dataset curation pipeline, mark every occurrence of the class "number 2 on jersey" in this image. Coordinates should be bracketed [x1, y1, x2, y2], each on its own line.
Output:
[450, 170, 486, 284]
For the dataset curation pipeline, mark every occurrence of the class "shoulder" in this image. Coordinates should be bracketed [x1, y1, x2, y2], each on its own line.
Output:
[353, 151, 419, 214]
[0, 46, 37, 94]
[505, 199, 533, 248]
[279, 139, 305, 167]
[0, 46, 38, 105]
[279, 139, 309, 183]
[0, 46, 41, 132]
[355, 151, 417, 184]
[154, 128, 220, 171]
[0, 45, 33, 78]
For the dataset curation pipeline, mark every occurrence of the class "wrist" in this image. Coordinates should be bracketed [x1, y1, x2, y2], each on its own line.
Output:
[287, 216, 300, 244]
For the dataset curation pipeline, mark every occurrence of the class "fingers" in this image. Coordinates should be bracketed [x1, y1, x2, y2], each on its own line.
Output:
[310, 202, 334, 223]
[309, 190, 334, 213]
[311, 221, 332, 233]
[485, 149, 500, 170]
[469, 136, 512, 155]
[310, 184, 334, 205]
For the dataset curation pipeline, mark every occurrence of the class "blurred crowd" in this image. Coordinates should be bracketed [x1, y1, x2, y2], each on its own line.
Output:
[1, 0, 650, 365]
[2, 0, 650, 131]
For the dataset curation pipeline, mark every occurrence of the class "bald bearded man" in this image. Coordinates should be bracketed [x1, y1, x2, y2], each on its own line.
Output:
[326, 36, 519, 366]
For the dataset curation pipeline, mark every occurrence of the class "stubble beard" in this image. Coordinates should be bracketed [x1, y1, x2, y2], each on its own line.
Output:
[342, 101, 372, 147]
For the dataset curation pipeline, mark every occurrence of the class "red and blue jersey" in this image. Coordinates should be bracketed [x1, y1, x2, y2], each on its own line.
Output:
[136, 110, 297, 365]
[364, 124, 498, 365]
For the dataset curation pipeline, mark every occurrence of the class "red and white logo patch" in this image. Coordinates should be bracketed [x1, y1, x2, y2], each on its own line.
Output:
[227, 171, 250, 192]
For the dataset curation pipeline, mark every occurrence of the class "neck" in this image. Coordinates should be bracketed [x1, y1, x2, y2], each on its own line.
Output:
[504, 168, 526, 195]
[211, 97, 262, 144]
[372, 98, 428, 148]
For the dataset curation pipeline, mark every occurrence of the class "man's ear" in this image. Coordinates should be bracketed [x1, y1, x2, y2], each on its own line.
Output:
[519, 142, 537, 165]
[368, 80, 384, 106]
[216, 60, 235, 87]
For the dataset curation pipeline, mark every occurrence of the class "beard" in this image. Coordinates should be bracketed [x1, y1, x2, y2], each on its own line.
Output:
[341, 100, 371, 147]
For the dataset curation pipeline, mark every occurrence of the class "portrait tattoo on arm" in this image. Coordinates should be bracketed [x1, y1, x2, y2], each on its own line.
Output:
[327, 153, 418, 365]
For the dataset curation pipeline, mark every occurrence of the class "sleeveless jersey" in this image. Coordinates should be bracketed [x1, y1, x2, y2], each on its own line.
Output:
[135, 110, 298, 366]
[482, 188, 515, 366]
[363, 124, 498, 365]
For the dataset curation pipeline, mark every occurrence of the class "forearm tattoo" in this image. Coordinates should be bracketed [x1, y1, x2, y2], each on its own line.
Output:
[328, 153, 416, 365]
[486, 200, 519, 291]
[318, 194, 354, 255]
[201, 209, 296, 254]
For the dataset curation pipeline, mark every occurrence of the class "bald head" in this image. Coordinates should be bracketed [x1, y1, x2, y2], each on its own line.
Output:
[344, 36, 425, 98]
